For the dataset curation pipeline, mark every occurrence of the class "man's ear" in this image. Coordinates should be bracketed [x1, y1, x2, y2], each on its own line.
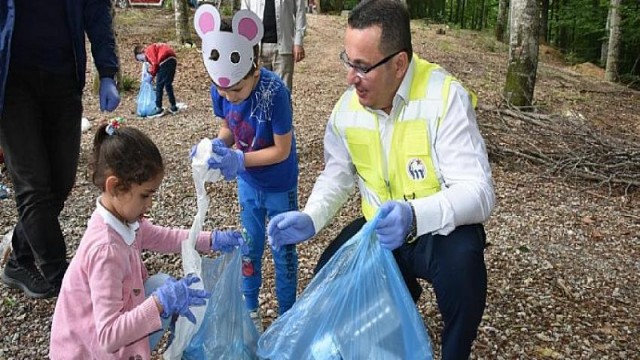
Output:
[394, 51, 410, 79]
[105, 176, 120, 197]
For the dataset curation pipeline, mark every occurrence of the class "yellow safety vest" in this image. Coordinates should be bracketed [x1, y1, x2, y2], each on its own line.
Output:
[331, 56, 474, 220]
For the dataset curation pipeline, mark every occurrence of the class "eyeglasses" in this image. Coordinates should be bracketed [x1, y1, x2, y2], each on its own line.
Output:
[339, 49, 403, 78]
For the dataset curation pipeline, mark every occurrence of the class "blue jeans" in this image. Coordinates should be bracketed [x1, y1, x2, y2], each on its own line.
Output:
[315, 218, 487, 360]
[238, 178, 298, 315]
[155, 58, 177, 110]
[144, 273, 172, 350]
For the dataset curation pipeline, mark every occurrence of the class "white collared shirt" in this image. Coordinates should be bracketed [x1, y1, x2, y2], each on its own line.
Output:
[304, 58, 495, 237]
[96, 197, 140, 246]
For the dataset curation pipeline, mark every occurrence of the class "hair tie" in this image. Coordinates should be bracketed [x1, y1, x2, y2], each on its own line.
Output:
[105, 117, 126, 135]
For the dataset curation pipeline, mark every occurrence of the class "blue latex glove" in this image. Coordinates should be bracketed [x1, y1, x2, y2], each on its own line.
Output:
[153, 274, 210, 324]
[142, 71, 153, 83]
[267, 211, 315, 250]
[208, 143, 245, 180]
[211, 137, 226, 150]
[374, 201, 413, 250]
[211, 230, 248, 254]
[99, 77, 120, 112]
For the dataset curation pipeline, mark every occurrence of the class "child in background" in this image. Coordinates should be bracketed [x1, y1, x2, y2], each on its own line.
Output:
[134, 43, 179, 117]
[193, 6, 299, 332]
[49, 120, 245, 359]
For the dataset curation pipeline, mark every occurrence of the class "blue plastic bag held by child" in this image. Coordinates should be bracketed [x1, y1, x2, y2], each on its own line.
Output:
[257, 211, 434, 360]
[136, 62, 156, 117]
[183, 248, 260, 359]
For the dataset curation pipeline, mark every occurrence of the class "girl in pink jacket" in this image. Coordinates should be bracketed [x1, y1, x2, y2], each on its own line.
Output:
[49, 119, 244, 359]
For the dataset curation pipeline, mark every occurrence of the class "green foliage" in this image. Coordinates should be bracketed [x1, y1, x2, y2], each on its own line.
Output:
[343, 0, 358, 10]
[121, 75, 138, 92]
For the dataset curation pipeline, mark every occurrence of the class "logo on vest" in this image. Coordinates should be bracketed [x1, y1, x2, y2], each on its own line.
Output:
[407, 158, 426, 181]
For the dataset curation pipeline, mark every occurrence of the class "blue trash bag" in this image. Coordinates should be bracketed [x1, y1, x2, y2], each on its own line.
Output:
[183, 248, 260, 359]
[136, 79, 156, 117]
[257, 211, 434, 360]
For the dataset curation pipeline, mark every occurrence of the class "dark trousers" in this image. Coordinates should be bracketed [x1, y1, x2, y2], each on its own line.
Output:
[0, 66, 80, 285]
[155, 58, 177, 110]
[315, 217, 488, 360]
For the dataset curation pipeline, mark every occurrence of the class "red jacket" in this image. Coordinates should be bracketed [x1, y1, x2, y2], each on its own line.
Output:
[144, 43, 176, 76]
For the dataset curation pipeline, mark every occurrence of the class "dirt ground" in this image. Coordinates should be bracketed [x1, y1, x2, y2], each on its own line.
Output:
[0, 7, 638, 359]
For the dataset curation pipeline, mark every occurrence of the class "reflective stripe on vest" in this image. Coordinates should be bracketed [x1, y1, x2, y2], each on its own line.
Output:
[332, 57, 463, 220]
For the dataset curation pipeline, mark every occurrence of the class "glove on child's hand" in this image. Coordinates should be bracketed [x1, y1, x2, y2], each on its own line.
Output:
[211, 230, 248, 254]
[154, 274, 210, 324]
[208, 143, 245, 180]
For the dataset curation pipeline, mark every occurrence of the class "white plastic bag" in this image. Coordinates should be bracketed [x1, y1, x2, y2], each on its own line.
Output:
[163, 139, 221, 359]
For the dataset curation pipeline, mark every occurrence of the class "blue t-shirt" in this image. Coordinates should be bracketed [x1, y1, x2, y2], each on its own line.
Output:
[210, 68, 298, 192]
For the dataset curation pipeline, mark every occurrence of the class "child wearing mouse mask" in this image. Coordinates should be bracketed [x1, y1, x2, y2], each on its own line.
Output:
[192, 5, 300, 333]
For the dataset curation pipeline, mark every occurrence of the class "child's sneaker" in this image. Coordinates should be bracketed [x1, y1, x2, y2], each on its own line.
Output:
[147, 107, 164, 118]
[168, 105, 179, 114]
[250, 310, 264, 333]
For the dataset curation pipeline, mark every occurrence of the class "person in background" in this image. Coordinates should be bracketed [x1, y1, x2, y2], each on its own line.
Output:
[49, 120, 246, 359]
[242, 0, 307, 90]
[193, 6, 300, 332]
[0, 0, 120, 299]
[266, 0, 496, 358]
[134, 43, 179, 117]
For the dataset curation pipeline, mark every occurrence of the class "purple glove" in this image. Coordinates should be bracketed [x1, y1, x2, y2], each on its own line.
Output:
[208, 142, 245, 180]
[267, 211, 315, 251]
[374, 201, 413, 250]
[99, 78, 120, 112]
[153, 274, 210, 324]
[211, 230, 248, 254]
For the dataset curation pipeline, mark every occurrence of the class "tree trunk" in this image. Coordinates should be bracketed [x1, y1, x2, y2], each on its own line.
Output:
[174, 0, 192, 45]
[538, 0, 548, 44]
[600, 5, 610, 66]
[496, 0, 509, 42]
[503, 0, 539, 108]
[604, 0, 621, 82]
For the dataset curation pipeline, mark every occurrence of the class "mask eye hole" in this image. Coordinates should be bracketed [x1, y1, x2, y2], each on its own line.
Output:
[209, 49, 220, 61]
[230, 52, 240, 64]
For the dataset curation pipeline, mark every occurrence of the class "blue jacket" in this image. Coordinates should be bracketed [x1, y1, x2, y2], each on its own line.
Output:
[0, 0, 119, 115]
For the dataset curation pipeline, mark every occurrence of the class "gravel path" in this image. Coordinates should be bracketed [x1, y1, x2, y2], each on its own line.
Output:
[0, 10, 638, 359]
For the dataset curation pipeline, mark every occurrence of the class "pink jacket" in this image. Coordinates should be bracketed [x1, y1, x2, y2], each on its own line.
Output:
[49, 205, 211, 359]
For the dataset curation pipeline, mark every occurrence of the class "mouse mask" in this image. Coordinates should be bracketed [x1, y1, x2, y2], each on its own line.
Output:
[194, 5, 264, 89]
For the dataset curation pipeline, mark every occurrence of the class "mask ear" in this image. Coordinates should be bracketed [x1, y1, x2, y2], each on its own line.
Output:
[194, 4, 221, 40]
[232, 9, 264, 46]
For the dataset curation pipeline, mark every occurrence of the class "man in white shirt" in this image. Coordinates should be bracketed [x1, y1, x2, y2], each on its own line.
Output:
[241, 0, 306, 90]
[266, 0, 495, 358]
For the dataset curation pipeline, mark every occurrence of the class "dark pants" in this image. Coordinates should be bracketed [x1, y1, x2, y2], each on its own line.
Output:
[155, 58, 177, 110]
[315, 217, 487, 360]
[0, 66, 80, 285]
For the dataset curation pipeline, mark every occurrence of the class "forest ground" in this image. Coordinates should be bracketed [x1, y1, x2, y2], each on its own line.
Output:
[0, 8, 638, 359]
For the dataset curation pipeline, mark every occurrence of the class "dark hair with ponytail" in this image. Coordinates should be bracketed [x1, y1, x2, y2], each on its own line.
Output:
[91, 122, 164, 193]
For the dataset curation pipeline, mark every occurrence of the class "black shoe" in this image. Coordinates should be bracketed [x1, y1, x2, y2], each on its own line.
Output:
[2, 263, 54, 299]
[169, 105, 179, 114]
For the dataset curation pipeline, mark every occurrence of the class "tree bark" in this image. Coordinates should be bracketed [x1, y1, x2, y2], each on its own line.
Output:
[503, 0, 539, 108]
[538, 0, 549, 44]
[174, 0, 192, 45]
[496, 0, 508, 42]
[604, 0, 621, 82]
